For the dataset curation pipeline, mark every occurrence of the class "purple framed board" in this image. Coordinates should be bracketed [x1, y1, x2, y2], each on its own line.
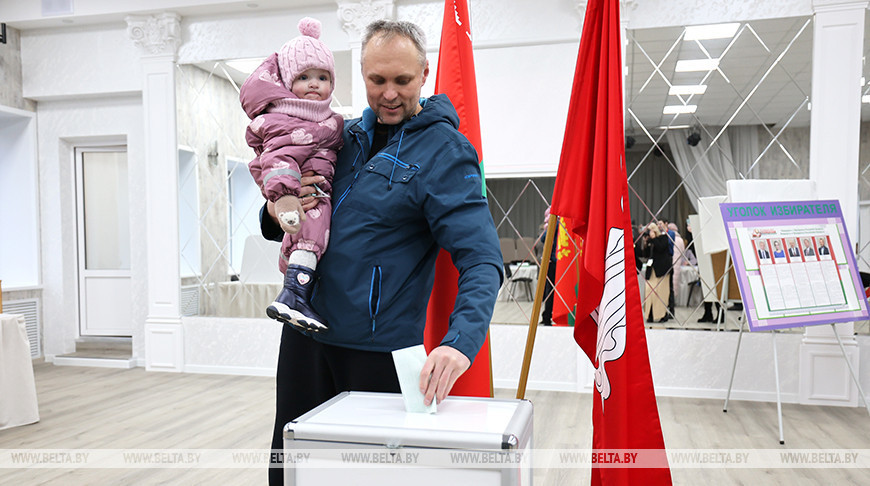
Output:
[719, 200, 869, 331]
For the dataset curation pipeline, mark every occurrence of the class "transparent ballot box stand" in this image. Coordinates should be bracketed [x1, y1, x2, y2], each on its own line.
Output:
[283, 391, 533, 485]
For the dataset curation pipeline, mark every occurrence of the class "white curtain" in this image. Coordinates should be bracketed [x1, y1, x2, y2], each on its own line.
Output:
[728, 125, 760, 179]
[665, 126, 759, 208]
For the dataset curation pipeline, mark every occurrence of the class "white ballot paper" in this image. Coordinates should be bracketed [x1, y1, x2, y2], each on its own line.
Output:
[391, 344, 437, 414]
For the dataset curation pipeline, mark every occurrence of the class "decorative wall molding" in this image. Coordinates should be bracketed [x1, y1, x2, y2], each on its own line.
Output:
[395, 2, 443, 44]
[621, 0, 639, 16]
[575, 1, 638, 19]
[812, 0, 870, 13]
[125, 12, 181, 57]
[336, 0, 395, 40]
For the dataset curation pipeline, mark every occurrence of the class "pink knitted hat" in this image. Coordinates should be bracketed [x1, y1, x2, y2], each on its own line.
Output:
[277, 17, 335, 94]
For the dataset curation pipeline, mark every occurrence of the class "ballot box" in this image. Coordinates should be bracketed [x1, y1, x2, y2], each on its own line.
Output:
[283, 391, 533, 486]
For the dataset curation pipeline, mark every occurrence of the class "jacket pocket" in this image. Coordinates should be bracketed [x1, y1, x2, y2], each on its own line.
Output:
[368, 265, 382, 340]
[365, 157, 419, 188]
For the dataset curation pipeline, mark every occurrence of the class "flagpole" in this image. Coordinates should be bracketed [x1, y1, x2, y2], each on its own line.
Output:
[516, 213, 559, 399]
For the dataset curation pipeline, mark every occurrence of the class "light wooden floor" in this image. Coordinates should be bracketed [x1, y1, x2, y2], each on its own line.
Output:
[3, 362, 870, 485]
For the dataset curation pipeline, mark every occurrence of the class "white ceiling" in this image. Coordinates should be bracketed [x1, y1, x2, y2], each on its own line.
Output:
[0, 0, 335, 30]
[625, 16, 816, 138]
[7, 3, 870, 136]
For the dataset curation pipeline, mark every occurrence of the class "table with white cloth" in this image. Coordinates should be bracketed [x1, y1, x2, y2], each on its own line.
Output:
[497, 263, 539, 302]
[0, 313, 39, 430]
[677, 265, 701, 307]
[199, 282, 283, 318]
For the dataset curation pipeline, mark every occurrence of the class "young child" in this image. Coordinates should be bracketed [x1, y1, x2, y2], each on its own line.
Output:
[240, 17, 344, 333]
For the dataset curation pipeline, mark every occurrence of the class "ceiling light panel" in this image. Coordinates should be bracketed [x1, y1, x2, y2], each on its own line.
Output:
[663, 105, 697, 115]
[675, 59, 720, 72]
[669, 85, 708, 95]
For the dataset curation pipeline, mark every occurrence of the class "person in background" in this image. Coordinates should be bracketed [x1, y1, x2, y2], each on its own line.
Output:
[536, 207, 557, 326]
[668, 222, 686, 307]
[642, 222, 671, 323]
[660, 220, 675, 317]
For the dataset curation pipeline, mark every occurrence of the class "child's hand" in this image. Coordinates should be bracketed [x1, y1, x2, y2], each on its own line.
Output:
[274, 195, 306, 234]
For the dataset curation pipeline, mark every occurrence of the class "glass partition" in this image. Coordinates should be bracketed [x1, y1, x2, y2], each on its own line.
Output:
[625, 16, 813, 331]
[856, 8, 870, 334]
[175, 54, 352, 318]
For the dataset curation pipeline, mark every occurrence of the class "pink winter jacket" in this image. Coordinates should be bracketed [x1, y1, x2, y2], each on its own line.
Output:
[240, 53, 344, 202]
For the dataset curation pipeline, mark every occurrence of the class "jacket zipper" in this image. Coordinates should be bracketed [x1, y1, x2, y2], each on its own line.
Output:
[369, 265, 382, 341]
[333, 130, 366, 214]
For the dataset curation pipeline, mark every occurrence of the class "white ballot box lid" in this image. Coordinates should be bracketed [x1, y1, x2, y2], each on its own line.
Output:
[285, 391, 533, 451]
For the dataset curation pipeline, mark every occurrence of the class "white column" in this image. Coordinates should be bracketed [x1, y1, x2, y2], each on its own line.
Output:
[126, 13, 184, 372]
[337, 0, 395, 117]
[801, 0, 868, 406]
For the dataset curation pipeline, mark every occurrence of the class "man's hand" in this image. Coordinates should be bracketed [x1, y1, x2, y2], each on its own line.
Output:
[419, 346, 471, 406]
[298, 171, 326, 212]
[265, 172, 326, 226]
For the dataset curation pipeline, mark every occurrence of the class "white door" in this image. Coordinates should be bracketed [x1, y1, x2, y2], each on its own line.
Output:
[75, 147, 133, 336]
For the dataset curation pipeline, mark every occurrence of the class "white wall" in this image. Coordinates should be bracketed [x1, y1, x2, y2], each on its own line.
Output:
[492, 325, 870, 405]
[177, 7, 346, 64]
[36, 96, 146, 359]
[475, 43, 577, 178]
[9, 0, 868, 405]
[173, 320, 870, 405]
[21, 24, 140, 100]
[0, 108, 39, 289]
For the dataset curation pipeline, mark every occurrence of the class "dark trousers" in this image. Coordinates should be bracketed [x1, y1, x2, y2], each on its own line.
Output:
[541, 260, 556, 324]
[269, 326, 401, 485]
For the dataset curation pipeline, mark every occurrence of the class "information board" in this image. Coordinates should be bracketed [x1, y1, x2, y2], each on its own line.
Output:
[719, 200, 869, 331]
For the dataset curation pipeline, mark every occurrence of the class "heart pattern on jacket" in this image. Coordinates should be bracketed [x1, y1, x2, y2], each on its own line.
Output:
[258, 70, 280, 86]
[319, 118, 338, 131]
[291, 128, 313, 145]
[249, 115, 265, 134]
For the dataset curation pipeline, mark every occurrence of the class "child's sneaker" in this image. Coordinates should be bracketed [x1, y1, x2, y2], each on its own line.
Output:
[266, 264, 328, 332]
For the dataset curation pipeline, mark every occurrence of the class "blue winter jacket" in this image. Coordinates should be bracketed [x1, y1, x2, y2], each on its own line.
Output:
[301, 94, 503, 362]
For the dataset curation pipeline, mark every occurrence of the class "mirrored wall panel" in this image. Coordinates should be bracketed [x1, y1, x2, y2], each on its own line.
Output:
[625, 16, 813, 331]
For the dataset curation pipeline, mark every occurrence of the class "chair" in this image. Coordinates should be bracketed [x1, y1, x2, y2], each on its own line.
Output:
[509, 274, 534, 301]
[686, 278, 702, 307]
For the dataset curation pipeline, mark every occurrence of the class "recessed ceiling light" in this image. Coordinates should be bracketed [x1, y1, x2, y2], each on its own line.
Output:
[684, 23, 740, 41]
[675, 59, 719, 72]
[663, 105, 697, 115]
[669, 85, 707, 96]
[862, 95, 870, 104]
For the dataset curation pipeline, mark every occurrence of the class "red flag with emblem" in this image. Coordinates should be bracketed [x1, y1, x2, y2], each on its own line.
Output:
[424, 0, 492, 397]
[550, 0, 671, 483]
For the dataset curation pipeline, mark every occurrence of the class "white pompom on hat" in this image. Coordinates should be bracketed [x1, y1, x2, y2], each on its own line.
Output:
[277, 17, 335, 94]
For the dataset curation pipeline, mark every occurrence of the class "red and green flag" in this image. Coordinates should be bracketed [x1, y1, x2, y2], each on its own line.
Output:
[424, 0, 492, 397]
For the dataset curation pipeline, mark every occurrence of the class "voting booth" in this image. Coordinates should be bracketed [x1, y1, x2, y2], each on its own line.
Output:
[284, 392, 533, 485]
